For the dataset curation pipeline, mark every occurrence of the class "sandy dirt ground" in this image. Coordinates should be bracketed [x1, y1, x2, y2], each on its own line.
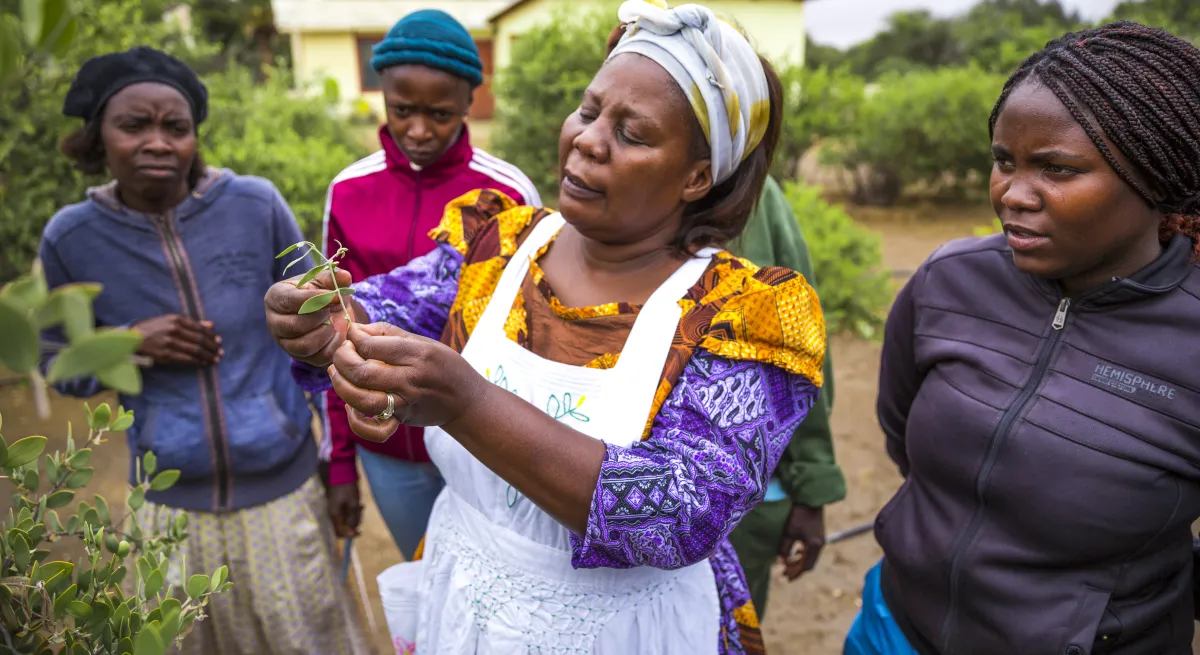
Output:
[0, 205, 991, 655]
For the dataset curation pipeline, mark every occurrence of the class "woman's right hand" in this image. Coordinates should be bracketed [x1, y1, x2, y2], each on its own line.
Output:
[264, 268, 356, 367]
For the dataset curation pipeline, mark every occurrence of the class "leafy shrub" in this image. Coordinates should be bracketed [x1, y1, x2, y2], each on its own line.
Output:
[829, 65, 1005, 205]
[0, 0, 363, 282]
[783, 182, 891, 338]
[0, 262, 229, 653]
[490, 8, 613, 204]
[773, 64, 865, 181]
[201, 66, 367, 240]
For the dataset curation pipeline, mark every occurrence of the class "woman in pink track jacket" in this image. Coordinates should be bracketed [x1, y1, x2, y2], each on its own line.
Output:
[317, 9, 540, 558]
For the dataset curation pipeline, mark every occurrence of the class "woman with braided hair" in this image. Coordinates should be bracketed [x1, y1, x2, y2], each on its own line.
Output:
[849, 21, 1200, 655]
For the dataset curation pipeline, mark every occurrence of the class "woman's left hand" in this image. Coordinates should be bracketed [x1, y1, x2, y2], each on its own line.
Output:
[328, 322, 487, 442]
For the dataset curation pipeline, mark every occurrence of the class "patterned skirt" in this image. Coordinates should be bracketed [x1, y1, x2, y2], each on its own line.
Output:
[139, 476, 371, 655]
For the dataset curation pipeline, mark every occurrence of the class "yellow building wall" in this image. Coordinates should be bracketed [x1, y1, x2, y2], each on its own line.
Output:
[290, 31, 384, 108]
[492, 0, 805, 72]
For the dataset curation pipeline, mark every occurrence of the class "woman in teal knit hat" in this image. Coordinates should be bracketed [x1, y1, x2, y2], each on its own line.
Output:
[316, 8, 540, 562]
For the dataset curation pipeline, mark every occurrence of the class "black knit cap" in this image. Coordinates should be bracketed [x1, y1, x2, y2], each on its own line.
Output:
[63, 46, 207, 125]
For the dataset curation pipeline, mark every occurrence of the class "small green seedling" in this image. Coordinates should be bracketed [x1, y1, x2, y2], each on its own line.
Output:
[276, 241, 355, 324]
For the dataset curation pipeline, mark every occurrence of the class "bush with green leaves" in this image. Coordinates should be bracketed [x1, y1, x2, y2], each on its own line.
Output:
[490, 8, 614, 204]
[0, 403, 230, 655]
[828, 65, 1005, 205]
[0, 0, 365, 282]
[773, 64, 865, 181]
[0, 263, 230, 654]
[783, 182, 891, 338]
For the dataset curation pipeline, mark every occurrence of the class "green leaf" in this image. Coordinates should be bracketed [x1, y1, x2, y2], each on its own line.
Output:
[67, 600, 91, 618]
[68, 448, 91, 468]
[34, 560, 72, 583]
[210, 565, 229, 592]
[0, 298, 39, 373]
[48, 330, 142, 383]
[143, 568, 164, 598]
[160, 598, 182, 642]
[104, 531, 120, 554]
[275, 241, 306, 259]
[1, 269, 48, 312]
[45, 455, 59, 485]
[45, 509, 62, 533]
[142, 451, 157, 476]
[45, 489, 74, 508]
[5, 435, 47, 468]
[282, 246, 315, 275]
[298, 290, 337, 314]
[118, 637, 134, 655]
[0, 16, 21, 87]
[97, 360, 143, 395]
[22, 468, 38, 490]
[128, 486, 145, 511]
[95, 494, 110, 523]
[111, 410, 135, 431]
[173, 511, 188, 532]
[32, 286, 94, 340]
[133, 619, 166, 652]
[295, 264, 328, 289]
[53, 583, 77, 616]
[186, 574, 210, 599]
[149, 470, 180, 491]
[11, 532, 30, 569]
[20, 0, 43, 43]
[0, 436, 7, 469]
[43, 10, 75, 58]
[89, 403, 111, 431]
[64, 467, 93, 488]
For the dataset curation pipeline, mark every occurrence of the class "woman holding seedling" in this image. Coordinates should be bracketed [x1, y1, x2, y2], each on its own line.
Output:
[315, 9, 540, 560]
[40, 47, 368, 655]
[268, 1, 825, 652]
[849, 21, 1200, 655]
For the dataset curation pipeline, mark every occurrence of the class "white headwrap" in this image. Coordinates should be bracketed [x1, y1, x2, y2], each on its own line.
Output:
[608, 0, 771, 185]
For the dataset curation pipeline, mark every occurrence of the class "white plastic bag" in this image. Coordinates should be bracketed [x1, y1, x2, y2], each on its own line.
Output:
[378, 560, 424, 655]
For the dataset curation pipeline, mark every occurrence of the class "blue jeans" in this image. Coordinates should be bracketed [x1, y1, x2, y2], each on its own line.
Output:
[357, 446, 445, 560]
[844, 561, 919, 655]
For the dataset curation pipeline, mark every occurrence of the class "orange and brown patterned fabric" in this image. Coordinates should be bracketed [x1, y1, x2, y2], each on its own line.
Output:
[433, 188, 827, 442]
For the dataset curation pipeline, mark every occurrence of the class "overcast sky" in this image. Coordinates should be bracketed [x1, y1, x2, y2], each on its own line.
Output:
[805, 0, 1125, 48]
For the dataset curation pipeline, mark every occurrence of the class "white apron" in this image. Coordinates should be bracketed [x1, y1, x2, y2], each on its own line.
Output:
[412, 213, 722, 654]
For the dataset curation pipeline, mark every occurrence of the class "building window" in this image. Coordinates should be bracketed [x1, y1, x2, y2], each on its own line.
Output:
[356, 35, 383, 92]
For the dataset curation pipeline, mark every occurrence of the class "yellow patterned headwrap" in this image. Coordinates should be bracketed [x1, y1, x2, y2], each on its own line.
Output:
[609, 0, 771, 184]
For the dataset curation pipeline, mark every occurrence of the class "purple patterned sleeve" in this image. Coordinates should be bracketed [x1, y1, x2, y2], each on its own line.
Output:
[288, 243, 464, 392]
[570, 351, 818, 570]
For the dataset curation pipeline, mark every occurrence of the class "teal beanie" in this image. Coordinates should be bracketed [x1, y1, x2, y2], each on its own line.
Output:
[371, 9, 483, 88]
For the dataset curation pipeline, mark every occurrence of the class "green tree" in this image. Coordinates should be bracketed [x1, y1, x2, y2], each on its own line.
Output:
[773, 64, 865, 180]
[0, 0, 362, 282]
[490, 9, 614, 204]
[831, 65, 1005, 205]
[1110, 0, 1200, 40]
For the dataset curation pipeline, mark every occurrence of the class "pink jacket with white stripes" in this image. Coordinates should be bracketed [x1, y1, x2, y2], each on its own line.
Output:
[319, 124, 540, 485]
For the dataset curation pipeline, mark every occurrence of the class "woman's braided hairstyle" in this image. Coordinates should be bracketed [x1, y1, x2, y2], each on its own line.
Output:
[988, 20, 1200, 260]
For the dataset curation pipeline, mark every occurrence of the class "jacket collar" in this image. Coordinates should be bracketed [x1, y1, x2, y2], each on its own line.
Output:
[86, 166, 229, 229]
[378, 123, 474, 180]
[1029, 233, 1197, 307]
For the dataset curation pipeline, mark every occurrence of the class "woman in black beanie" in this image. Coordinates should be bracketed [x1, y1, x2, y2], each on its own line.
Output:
[43, 46, 370, 655]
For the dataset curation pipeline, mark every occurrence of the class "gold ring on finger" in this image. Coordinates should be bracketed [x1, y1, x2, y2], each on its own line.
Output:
[377, 392, 396, 421]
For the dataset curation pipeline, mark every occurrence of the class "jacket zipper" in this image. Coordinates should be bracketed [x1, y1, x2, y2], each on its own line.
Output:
[157, 211, 231, 511]
[402, 171, 423, 460]
[938, 297, 1071, 653]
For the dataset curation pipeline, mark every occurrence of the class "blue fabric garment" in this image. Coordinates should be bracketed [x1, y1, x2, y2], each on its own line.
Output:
[357, 445, 444, 560]
[38, 169, 318, 513]
[845, 560, 919, 655]
[371, 9, 483, 87]
[763, 476, 788, 502]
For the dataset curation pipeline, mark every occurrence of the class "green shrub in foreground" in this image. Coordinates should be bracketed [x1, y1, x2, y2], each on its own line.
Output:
[784, 182, 891, 338]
